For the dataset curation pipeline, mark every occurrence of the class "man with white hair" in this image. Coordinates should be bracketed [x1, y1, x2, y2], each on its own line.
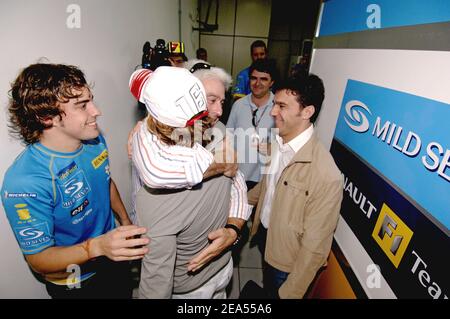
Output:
[128, 62, 252, 277]
[129, 66, 251, 298]
[185, 60, 252, 271]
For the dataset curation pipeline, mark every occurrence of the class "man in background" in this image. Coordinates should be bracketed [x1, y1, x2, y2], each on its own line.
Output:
[227, 58, 277, 190]
[196, 48, 208, 62]
[232, 40, 268, 100]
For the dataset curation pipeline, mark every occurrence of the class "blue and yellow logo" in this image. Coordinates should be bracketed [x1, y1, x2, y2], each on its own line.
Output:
[92, 150, 108, 169]
[15, 203, 31, 221]
[372, 203, 413, 268]
[57, 162, 78, 180]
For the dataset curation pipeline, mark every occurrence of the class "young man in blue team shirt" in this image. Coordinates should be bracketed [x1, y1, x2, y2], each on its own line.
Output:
[1, 63, 149, 298]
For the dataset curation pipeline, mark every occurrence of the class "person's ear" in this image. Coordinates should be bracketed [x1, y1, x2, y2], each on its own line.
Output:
[39, 115, 56, 128]
[301, 105, 315, 121]
[47, 112, 65, 128]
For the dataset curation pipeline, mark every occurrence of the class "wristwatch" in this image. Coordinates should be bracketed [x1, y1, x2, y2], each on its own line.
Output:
[225, 223, 241, 246]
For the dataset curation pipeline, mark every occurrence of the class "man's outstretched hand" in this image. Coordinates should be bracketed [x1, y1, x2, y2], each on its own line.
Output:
[187, 227, 237, 272]
[188, 218, 245, 272]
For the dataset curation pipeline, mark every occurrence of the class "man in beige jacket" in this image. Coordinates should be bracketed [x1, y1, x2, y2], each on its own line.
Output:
[247, 74, 344, 299]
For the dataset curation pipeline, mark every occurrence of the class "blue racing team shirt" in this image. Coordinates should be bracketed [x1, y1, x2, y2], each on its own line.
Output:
[232, 67, 250, 99]
[1, 135, 115, 255]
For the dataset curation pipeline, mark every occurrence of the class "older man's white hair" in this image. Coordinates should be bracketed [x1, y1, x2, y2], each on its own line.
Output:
[185, 59, 233, 90]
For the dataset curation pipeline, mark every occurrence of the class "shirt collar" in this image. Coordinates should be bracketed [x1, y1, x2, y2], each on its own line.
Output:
[248, 91, 274, 110]
[276, 124, 314, 153]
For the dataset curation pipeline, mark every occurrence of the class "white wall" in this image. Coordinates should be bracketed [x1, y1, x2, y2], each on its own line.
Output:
[199, 0, 271, 77]
[181, 0, 202, 59]
[0, 0, 198, 298]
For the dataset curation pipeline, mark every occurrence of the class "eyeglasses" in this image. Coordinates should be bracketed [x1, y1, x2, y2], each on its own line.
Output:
[251, 108, 258, 127]
[251, 105, 270, 127]
[189, 62, 211, 73]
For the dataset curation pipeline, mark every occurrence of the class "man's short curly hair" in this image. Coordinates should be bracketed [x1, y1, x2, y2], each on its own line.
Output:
[8, 63, 89, 144]
[274, 73, 325, 123]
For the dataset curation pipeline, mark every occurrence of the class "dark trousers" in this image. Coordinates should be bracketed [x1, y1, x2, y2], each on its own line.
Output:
[254, 223, 289, 298]
[45, 256, 133, 299]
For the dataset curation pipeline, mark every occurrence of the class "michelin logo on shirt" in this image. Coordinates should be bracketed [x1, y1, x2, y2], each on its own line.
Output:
[58, 171, 91, 208]
[4, 191, 37, 199]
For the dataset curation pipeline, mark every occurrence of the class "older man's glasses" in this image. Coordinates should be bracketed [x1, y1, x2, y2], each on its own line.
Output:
[189, 62, 211, 74]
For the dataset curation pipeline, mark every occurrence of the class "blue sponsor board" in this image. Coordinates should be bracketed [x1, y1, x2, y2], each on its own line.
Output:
[319, 0, 450, 36]
[334, 79, 449, 230]
[331, 139, 448, 298]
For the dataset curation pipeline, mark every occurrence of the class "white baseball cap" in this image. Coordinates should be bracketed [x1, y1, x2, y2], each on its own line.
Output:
[129, 66, 208, 127]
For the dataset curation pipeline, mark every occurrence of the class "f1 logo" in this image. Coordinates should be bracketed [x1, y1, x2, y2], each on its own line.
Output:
[372, 203, 413, 268]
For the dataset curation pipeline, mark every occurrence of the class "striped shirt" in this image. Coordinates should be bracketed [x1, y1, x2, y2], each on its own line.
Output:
[130, 121, 252, 223]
